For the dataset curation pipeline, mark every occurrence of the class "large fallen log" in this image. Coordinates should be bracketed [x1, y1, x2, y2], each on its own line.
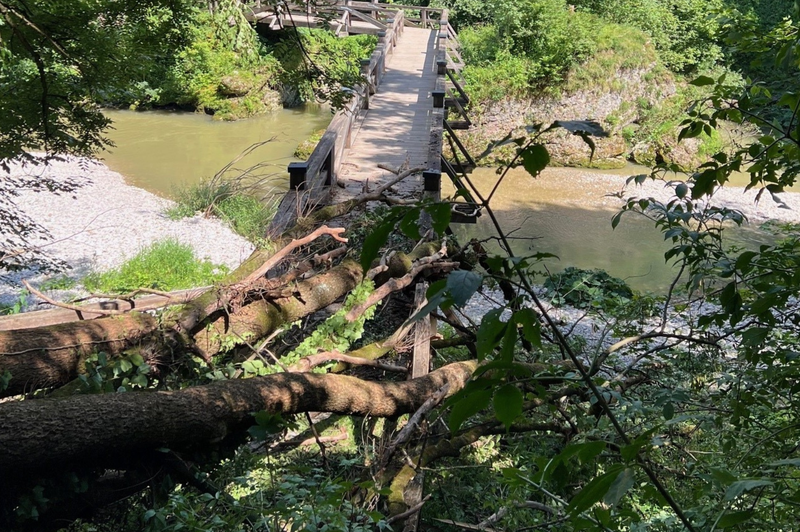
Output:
[0, 361, 478, 478]
[0, 243, 443, 397]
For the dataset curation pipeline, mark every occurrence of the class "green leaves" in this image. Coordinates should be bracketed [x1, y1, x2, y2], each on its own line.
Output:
[448, 387, 492, 433]
[604, 468, 636, 507]
[359, 203, 452, 272]
[493, 384, 523, 429]
[521, 144, 550, 178]
[724, 479, 774, 501]
[566, 466, 625, 516]
[690, 75, 716, 87]
[446, 270, 483, 307]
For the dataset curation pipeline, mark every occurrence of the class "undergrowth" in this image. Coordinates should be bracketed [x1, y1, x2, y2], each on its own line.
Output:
[82, 239, 228, 293]
[167, 179, 276, 245]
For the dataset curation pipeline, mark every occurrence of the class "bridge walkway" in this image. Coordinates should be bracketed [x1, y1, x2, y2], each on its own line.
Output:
[334, 26, 438, 202]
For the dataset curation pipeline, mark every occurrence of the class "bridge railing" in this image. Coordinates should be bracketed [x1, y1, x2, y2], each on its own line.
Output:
[268, 9, 405, 235]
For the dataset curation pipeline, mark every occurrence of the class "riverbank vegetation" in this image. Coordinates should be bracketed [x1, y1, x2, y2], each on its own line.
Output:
[82, 239, 228, 293]
[433, 0, 796, 169]
[113, 3, 375, 119]
[0, 0, 374, 169]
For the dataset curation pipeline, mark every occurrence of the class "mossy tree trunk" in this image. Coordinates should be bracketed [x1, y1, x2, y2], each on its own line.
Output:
[0, 361, 478, 478]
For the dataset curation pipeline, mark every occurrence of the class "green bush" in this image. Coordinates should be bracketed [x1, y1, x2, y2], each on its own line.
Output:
[572, 0, 724, 72]
[544, 267, 634, 309]
[564, 22, 662, 94]
[457, 0, 596, 98]
[274, 29, 376, 107]
[167, 179, 237, 219]
[162, 7, 283, 119]
[83, 239, 227, 293]
[293, 128, 326, 160]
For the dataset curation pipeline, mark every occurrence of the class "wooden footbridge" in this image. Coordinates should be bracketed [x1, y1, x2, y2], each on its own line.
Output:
[251, 1, 479, 234]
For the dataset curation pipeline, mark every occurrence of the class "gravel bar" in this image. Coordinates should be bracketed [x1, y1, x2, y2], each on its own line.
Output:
[0, 156, 255, 309]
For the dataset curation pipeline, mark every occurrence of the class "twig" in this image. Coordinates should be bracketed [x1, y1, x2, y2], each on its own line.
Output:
[305, 411, 329, 470]
[289, 351, 407, 373]
[237, 225, 348, 287]
[23, 280, 124, 316]
[380, 383, 449, 469]
[386, 495, 432, 525]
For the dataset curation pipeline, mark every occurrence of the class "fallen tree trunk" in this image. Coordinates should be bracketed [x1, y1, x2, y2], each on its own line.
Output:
[0, 242, 443, 396]
[0, 259, 362, 396]
[0, 360, 478, 478]
[0, 313, 160, 395]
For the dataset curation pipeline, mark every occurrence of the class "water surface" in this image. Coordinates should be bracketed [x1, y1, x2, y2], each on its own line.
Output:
[101, 107, 331, 197]
[446, 167, 771, 293]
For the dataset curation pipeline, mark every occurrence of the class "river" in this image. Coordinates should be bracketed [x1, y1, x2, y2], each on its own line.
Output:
[446, 166, 773, 293]
[100, 109, 772, 294]
[101, 107, 331, 197]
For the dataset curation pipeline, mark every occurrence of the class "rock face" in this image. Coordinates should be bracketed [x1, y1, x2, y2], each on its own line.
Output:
[218, 74, 252, 97]
[460, 64, 708, 170]
[211, 71, 283, 120]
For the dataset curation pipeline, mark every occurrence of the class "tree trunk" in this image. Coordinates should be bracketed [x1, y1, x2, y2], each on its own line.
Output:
[0, 259, 363, 396]
[0, 313, 160, 396]
[0, 240, 442, 396]
[0, 361, 477, 478]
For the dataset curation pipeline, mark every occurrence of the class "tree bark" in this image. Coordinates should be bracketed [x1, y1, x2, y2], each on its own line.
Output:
[0, 361, 478, 478]
[0, 259, 364, 396]
[0, 313, 160, 396]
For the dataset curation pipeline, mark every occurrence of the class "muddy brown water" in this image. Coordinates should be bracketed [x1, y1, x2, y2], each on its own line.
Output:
[101, 107, 331, 197]
[446, 167, 771, 293]
[100, 109, 770, 293]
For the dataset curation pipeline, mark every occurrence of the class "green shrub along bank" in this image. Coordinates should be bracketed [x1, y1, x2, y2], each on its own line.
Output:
[272, 29, 377, 109]
[428, 0, 795, 169]
[82, 239, 228, 294]
[102, 2, 375, 120]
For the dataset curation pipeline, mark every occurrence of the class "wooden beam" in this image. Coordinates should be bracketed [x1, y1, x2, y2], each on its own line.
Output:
[411, 282, 431, 379]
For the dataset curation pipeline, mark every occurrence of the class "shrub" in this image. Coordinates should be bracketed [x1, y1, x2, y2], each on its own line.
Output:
[83, 239, 227, 293]
[458, 0, 596, 98]
[274, 29, 376, 107]
[543, 267, 634, 309]
[571, 0, 724, 72]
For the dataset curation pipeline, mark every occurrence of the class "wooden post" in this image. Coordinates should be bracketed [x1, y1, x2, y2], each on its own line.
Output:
[288, 162, 308, 190]
[411, 282, 431, 379]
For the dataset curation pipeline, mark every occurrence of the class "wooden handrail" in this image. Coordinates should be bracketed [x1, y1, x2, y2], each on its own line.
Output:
[267, 4, 463, 234]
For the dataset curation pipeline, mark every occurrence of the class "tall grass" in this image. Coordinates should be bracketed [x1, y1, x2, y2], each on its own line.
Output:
[166, 140, 280, 245]
[83, 239, 228, 293]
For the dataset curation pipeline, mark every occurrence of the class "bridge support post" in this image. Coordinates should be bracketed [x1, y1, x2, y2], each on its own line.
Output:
[432, 90, 445, 109]
[288, 162, 308, 190]
[423, 171, 441, 193]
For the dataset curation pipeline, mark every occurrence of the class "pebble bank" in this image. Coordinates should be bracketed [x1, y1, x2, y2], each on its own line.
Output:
[0, 157, 255, 309]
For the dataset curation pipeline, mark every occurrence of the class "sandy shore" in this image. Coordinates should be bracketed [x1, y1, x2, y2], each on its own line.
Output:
[0, 157, 255, 309]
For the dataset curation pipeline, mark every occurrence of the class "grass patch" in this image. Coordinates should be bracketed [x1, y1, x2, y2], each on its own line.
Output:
[83, 239, 228, 293]
[167, 178, 276, 245]
[215, 194, 276, 243]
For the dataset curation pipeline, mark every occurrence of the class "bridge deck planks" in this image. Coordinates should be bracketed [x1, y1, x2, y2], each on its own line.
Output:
[334, 26, 439, 203]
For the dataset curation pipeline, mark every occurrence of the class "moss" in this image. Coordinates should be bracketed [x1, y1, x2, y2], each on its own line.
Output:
[293, 128, 326, 160]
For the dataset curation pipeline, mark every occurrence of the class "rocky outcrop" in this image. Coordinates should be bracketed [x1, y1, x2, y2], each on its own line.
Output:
[461, 64, 709, 170]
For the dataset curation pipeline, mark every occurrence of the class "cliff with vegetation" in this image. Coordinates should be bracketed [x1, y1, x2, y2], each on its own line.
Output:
[440, 0, 768, 169]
